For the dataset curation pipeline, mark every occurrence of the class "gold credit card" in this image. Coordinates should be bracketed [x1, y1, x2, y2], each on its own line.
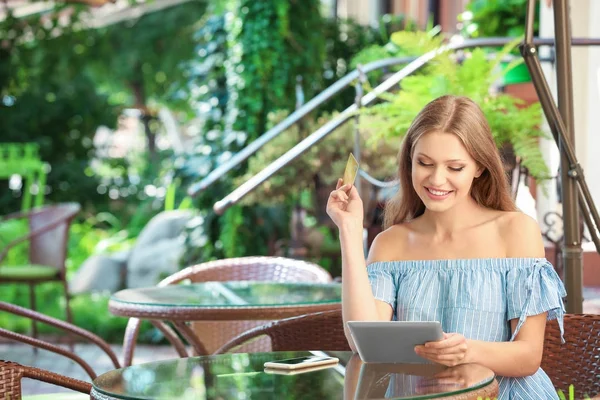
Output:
[342, 153, 359, 186]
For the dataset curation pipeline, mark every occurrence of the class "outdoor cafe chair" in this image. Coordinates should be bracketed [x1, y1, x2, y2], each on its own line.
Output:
[122, 256, 333, 366]
[541, 313, 600, 399]
[214, 309, 350, 354]
[0, 203, 80, 341]
[0, 301, 121, 400]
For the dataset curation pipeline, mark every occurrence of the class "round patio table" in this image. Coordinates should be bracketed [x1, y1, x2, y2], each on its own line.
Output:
[91, 351, 498, 400]
[109, 281, 342, 355]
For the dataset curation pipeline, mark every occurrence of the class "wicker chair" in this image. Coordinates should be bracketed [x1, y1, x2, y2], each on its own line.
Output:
[0, 361, 91, 400]
[0, 203, 80, 342]
[122, 256, 332, 366]
[214, 309, 350, 354]
[0, 301, 120, 399]
[542, 314, 600, 399]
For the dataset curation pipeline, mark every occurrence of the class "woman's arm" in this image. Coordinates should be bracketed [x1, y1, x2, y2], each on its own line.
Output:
[415, 313, 547, 377]
[339, 221, 393, 352]
[326, 180, 393, 352]
[466, 313, 547, 376]
[470, 212, 548, 376]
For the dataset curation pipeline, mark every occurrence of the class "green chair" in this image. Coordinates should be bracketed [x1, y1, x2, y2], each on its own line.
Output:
[0, 203, 80, 340]
[0, 143, 47, 211]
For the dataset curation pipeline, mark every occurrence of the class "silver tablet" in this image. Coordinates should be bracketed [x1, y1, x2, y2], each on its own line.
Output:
[346, 321, 443, 364]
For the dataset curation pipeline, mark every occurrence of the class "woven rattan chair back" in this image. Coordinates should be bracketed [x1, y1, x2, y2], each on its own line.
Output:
[0, 360, 91, 400]
[214, 309, 350, 354]
[28, 203, 80, 270]
[160, 256, 332, 285]
[122, 256, 332, 365]
[541, 314, 600, 399]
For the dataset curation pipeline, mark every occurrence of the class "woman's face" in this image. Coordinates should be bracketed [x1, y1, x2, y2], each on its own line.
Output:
[411, 131, 482, 214]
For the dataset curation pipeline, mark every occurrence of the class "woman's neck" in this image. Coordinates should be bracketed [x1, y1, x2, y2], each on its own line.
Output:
[420, 197, 485, 237]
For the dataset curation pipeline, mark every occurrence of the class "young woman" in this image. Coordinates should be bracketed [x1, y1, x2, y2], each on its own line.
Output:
[327, 95, 566, 399]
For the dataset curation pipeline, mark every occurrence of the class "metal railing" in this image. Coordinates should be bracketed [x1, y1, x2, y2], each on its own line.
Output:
[187, 56, 418, 196]
[206, 37, 600, 214]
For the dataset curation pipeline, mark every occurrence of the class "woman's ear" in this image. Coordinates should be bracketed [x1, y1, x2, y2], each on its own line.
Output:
[474, 166, 484, 178]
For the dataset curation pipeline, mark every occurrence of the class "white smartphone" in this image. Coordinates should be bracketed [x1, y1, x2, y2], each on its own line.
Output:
[263, 355, 339, 370]
[264, 362, 338, 375]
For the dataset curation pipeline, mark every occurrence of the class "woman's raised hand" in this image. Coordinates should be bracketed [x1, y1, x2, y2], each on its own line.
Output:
[326, 178, 364, 229]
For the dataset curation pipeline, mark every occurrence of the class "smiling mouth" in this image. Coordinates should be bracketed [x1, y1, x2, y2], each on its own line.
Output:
[425, 187, 453, 196]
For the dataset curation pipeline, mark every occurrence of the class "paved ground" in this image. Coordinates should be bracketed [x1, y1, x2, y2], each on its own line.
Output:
[3, 288, 599, 397]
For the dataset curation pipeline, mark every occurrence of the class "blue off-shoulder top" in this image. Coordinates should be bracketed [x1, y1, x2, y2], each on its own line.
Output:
[367, 257, 566, 400]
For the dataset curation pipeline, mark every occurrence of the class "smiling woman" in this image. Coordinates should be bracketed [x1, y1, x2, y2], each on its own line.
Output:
[384, 95, 517, 228]
[326, 95, 566, 400]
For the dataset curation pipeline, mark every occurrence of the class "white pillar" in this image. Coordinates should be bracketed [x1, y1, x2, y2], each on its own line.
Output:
[536, 0, 562, 242]
[583, 0, 600, 248]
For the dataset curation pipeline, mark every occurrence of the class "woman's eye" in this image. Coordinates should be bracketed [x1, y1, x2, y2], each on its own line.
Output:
[417, 160, 432, 167]
[449, 167, 465, 172]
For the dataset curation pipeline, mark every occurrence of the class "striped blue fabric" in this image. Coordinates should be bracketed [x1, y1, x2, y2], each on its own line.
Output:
[367, 257, 567, 400]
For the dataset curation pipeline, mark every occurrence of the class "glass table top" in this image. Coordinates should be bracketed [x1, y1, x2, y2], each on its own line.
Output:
[110, 281, 342, 308]
[92, 351, 495, 400]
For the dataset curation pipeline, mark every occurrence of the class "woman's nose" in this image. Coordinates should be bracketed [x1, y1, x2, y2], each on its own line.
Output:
[429, 167, 447, 186]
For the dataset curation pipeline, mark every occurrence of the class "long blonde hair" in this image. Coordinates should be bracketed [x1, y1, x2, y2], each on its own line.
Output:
[383, 95, 516, 229]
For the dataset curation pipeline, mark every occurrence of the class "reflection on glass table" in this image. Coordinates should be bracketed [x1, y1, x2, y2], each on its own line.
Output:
[91, 351, 498, 400]
[345, 354, 497, 399]
[109, 281, 342, 320]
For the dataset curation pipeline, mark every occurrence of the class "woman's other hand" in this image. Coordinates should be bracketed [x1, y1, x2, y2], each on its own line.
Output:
[414, 333, 471, 367]
[326, 178, 364, 229]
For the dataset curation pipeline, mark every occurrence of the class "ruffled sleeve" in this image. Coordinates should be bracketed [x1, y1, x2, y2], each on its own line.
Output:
[366, 262, 398, 318]
[506, 259, 567, 342]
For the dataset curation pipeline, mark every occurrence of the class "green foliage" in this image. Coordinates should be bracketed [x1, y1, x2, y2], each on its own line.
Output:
[0, 8, 119, 213]
[351, 28, 441, 68]
[86, 1, 207, 114]
[178, 1, 341, 264]
[557, 385, 592, 400]
[235, 110, 398, 207]
[359, 40, 550, 181]
[350, 28, 442, 85]
[319, 18, 385, 113]
[226, 0, 325, 142]
[459, 0, 540, 38]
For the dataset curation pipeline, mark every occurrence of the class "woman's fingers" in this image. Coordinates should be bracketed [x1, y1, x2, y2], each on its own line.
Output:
[417, 345, 466, 356]
[424, 334, 463, 350]
[330, 189, 349, 202]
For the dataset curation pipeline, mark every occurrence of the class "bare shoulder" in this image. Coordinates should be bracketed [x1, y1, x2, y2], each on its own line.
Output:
[497, 211, 545, 258]
[366, 224, 410, 264]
